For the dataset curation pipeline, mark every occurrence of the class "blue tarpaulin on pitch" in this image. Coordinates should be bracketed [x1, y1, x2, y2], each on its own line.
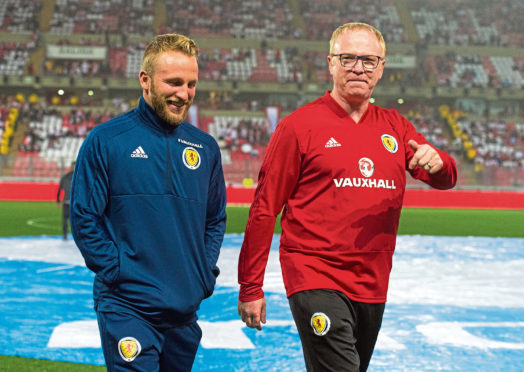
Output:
[0, 234, 523, 371]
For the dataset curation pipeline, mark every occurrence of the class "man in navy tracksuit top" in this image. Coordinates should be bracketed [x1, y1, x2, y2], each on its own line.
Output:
[70, 33, 227, 372]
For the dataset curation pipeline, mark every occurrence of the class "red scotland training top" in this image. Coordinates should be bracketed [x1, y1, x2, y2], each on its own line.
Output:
[238, 91, 457, 303]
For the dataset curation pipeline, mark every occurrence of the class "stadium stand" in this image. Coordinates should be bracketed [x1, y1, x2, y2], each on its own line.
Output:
[0, 42, 30, 76]
[49, 0, 155, 35]
[164, 0, 298, 40]
[199, 47, 301, 83]
[0, 0, 41, 34]
[429, 54, 524, 89]
[8, 95, 119, 178]
[490, 56, 524, 89]
[408, 0, 522, 47]
[300, 0, 406, 42]
[0, 0, 522, 188]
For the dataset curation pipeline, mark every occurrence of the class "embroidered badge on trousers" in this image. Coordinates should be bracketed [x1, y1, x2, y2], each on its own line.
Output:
[311, 312, 331, 336]
[118, 337, 142, 362]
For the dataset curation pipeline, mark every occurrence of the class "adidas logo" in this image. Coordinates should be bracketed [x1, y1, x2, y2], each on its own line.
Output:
[130, 146, 148, 159]
[325, 137, 341, 148]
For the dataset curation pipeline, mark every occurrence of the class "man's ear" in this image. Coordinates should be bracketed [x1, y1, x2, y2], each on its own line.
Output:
[327, 54, 334, 76]
[376, 59, 386, 80]
[139, 70, 150, 91]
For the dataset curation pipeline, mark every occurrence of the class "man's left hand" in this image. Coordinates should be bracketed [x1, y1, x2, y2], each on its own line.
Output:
[238, 297, 266, 331]
[408, 139, 443, 174]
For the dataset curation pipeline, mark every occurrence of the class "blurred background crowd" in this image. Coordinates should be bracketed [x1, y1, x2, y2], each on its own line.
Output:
[0, 0, 523, 187]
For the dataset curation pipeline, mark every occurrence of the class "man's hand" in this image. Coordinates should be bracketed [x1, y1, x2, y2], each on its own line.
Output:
[408, 139, 443, 174]
[238, 297, 266, 330]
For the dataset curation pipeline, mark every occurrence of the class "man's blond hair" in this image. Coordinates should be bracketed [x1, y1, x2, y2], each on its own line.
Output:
[141, 33, 199, 76]
[329, 22, 386, 57]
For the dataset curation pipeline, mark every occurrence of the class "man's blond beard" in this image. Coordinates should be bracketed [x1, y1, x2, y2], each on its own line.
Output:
[150, 79, 192, 126]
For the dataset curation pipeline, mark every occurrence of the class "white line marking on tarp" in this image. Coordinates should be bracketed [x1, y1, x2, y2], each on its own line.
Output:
[417, 322, 524, 349]
[37, 264, 76, 273]
[47, 320, 101, 348]
[46, 319, 404, 350]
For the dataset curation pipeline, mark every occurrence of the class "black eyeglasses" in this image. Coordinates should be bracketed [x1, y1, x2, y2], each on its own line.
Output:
[331, 53, 382, 70]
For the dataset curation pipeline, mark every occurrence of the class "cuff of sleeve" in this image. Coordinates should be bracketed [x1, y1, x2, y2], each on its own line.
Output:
[239, 283, 264, 302]
[433, 149, 457, 189]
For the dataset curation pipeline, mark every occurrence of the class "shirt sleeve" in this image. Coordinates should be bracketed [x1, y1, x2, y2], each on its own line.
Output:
[204, 145, 227, 277]
[238, 118, 302, 302]
[70, 133, 120, 284]
[401, 115, 458, 190]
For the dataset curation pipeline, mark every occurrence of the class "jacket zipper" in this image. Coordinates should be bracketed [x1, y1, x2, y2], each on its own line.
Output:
[165, 131, 172, 193]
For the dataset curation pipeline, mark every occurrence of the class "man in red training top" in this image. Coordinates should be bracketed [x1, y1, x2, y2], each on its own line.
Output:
[237, 22, 457, 371]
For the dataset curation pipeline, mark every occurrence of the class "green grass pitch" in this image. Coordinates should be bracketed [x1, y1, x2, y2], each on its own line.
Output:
[1, 201, 523, 238]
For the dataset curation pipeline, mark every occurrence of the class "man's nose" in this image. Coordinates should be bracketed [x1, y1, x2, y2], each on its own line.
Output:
[351, 59, 366, 72]
[175, 87, 190, 101]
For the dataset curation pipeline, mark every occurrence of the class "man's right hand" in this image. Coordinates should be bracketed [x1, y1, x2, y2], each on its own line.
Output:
[238, 297, 266, 330]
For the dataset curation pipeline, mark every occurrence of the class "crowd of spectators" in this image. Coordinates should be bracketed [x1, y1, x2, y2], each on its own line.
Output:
[305, 50, 427, 87]
[164, 0, 300, 40]
[18, 98, 118, 154]
[494, 0, 523, 46]
[430, 53, 524, 90]
[2, 86, 523, 186]
[40, 42, 442, 87]
[405, 104, 455, 156]
[432, 54, 489, 88]
[2, 0, 522, 90]
[409, 0, 523, 47]
[0, 94, 18, 139]
[50, 0, 154, 36]
[36, 43, 524, 92]
[208, 115, 272, 183]
[212, 117, 271, 151]
[43, 59, 108, 78]
[196, 90, 300, 113]
[1, 1, 523, 185]
[0, 42, 31, 76]
[3, 0, 519, 48]
[40, 41, 149, 79]
[0, 0, 41, 33]
[300, 0, 405, 43]
[176, 46, 302, 83]
[2, 0, 522, 48]
[0, 92, 29, 124]
[11, 92, 277, 181]
[0, 93, 33, 157]
[458, 117, 524, 169]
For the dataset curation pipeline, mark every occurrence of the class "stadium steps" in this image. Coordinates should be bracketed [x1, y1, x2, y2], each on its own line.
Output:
[249, 50, 277, 82]
[316, 69, 330, 84]
[27, 46, 44, 75]
[481, 56, 496, 76]
[38, 0, 56, 32]
[8, 117, 26, 155]
[288, 0, 306, 32]
[153, 0, 166, 33]
[395, 0, 420, 42]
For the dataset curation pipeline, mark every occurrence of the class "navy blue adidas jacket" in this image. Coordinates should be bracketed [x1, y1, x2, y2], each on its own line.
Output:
[70, 97, 226, 324]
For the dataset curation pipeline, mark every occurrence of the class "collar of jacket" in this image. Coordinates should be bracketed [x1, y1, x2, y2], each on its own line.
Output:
[136, 96, 182, 134]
